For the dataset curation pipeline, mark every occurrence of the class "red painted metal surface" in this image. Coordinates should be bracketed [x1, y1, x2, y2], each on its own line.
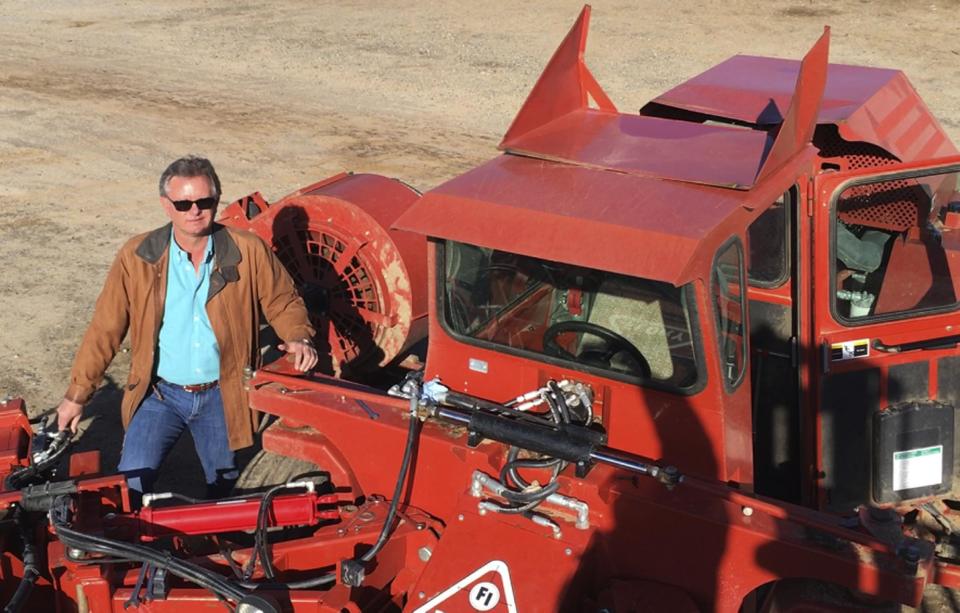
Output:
[498, 4, 777, 190]
[501, 6, 615, 148]
[650, 55, 958, 162]
[498, 5, 834, 191]
[754, 27, 829, 184]
[243, 373, 933, 611]
[393, 154, 801, 286]
[47, 494, 440, 612]
[0, 399, 32, 486]
[506, 108, 772, 188]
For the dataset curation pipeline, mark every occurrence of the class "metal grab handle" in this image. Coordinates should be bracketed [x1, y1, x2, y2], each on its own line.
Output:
[872, 335, 960, 354]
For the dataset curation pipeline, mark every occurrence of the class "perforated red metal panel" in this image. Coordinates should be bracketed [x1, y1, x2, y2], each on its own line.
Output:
[815, 129, 926, 231]
[837, 181, 926, 232]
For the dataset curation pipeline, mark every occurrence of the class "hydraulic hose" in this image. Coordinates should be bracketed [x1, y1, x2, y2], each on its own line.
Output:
[359, 382, 421, 564]
[54, 522, 248, 603]
[3, 511, 40, 613]
[484, 381, 580, 515]
[237, 572, 336, 591]
[243, 383, 422, 589]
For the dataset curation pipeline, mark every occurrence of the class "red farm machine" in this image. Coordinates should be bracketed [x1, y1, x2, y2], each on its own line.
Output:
[2, 6, 960, 612]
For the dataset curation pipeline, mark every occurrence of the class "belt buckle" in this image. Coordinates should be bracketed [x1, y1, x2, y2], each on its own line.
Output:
[182, 381, 216, 393]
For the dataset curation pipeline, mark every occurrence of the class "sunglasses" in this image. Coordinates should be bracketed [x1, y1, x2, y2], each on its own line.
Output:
[169, 196, 218, 212]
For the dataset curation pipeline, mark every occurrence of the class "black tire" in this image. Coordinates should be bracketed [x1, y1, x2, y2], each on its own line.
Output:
[233, 449, 327, 495]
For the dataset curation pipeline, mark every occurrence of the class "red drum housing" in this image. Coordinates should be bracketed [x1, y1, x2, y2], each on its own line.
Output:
[220, 173, 428, 374]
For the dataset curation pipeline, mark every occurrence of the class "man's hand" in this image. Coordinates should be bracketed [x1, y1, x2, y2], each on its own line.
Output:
[57, 398, 84, 433]
[278, 339, 319, 372]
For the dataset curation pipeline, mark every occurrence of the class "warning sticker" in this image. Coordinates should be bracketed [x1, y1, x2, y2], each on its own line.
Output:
[830, 339, 869, 361]
[412, 560, 517, 613]
[893, 445, 943, 491]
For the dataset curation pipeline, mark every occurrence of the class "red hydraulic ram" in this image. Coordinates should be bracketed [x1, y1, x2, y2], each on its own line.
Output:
[136, 491, 340, 539]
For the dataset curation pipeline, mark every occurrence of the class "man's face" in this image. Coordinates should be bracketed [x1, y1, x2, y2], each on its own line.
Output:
[161, 175, 218, 239]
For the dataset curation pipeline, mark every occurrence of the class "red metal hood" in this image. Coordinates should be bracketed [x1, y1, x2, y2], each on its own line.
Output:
[649, 55, 957, 162]
[392, 154, 762, 286]
[496, 7, 829, 191]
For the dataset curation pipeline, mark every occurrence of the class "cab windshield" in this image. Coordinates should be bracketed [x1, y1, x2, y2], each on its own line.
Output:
[441, 241, 700, 390]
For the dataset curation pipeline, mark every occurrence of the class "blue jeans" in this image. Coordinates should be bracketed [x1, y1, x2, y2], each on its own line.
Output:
[118, 380, 237, 499]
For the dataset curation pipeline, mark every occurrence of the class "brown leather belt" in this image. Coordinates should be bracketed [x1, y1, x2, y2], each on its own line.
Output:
[160, 379, 219, 393]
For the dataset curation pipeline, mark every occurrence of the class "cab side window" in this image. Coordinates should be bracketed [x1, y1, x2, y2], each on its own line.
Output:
[833, 170, 960, 322]
[713, 239, 747, 389]
[747, 190, 792, 287]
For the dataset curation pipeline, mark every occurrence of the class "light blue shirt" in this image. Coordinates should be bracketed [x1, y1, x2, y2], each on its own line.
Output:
[156, 230, 220, 385]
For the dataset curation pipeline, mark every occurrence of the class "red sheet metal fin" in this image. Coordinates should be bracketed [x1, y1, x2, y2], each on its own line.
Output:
[755, 27, 830, 184]
[500, 5, 616, 149]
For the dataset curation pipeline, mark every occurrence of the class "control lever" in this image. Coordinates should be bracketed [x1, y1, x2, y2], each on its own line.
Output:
[4, 421, 73, 490]
[30, 426, 71, 470]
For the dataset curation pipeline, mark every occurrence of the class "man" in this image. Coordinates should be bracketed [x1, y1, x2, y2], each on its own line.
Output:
[56, 156, 318, 498]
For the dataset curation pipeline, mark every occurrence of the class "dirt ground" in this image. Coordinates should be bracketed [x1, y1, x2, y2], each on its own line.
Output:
[0, 0, 959, 608]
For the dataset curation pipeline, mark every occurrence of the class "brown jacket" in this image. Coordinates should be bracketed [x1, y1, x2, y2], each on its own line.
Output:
[65, 223, 315, 450]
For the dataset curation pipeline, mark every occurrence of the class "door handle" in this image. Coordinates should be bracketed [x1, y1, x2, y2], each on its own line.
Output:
[873, 335, 960, 354]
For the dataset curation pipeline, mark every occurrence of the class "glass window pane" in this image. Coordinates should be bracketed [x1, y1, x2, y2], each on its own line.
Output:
[443, 241, 700, 390]
[748, 191, 790, 287]
[833, 170, 960, 321]
[713, 240, 747, 389]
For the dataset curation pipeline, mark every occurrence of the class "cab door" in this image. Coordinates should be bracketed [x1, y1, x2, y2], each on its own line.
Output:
[812, 156, 960, 512]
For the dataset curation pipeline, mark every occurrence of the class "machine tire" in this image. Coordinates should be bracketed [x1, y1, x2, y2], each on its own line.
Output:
[233, 449, 326, 495]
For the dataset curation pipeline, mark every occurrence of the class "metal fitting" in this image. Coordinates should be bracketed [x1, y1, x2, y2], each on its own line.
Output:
[545, 492, 590, 530]
[285, 480, 316, 493]
[471, 470, 591, 529]
[141, 492, 174, 508]
[529, 513, 562, 538]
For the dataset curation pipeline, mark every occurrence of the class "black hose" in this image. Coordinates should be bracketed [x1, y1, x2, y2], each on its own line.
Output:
[359, 384, 421, 564]
[547, 381, 571, 424]
[3, 510, 40, 613]
[237, 572, 336, 590]
[502, 447, 562, 490]
[238, 385, 422, 589]
[499, 481, 560, 504]
[484, 380, 582, 516]
[253, 484, 290, 580]
[481, 498, 542, 515]
[54, 522, 248, 603]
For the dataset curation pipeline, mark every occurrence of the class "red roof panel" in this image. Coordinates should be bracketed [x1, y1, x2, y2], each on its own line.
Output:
[392, 154, 754, 285]
[504, 109, 771, 189]
[651, 56, 956, 161]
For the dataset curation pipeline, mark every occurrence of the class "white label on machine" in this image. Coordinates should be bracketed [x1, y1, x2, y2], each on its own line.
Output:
[469, 358, 489, 374]
[468, 582, 501, 610]
[412, 560, 517, 613]
[893, 445, 943, 491]
[830, 338, 869, 361]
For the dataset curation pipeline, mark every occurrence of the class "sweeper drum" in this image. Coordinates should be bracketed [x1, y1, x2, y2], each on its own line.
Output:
[219, 173, 428, 374]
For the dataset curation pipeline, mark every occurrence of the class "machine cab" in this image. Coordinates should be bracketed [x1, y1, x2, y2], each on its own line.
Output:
[394, 141, 768, 488]
[393, 9, 811, 489]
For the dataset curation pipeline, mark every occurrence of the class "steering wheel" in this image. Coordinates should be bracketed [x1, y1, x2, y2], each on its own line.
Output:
[542, 320, 651, 379]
